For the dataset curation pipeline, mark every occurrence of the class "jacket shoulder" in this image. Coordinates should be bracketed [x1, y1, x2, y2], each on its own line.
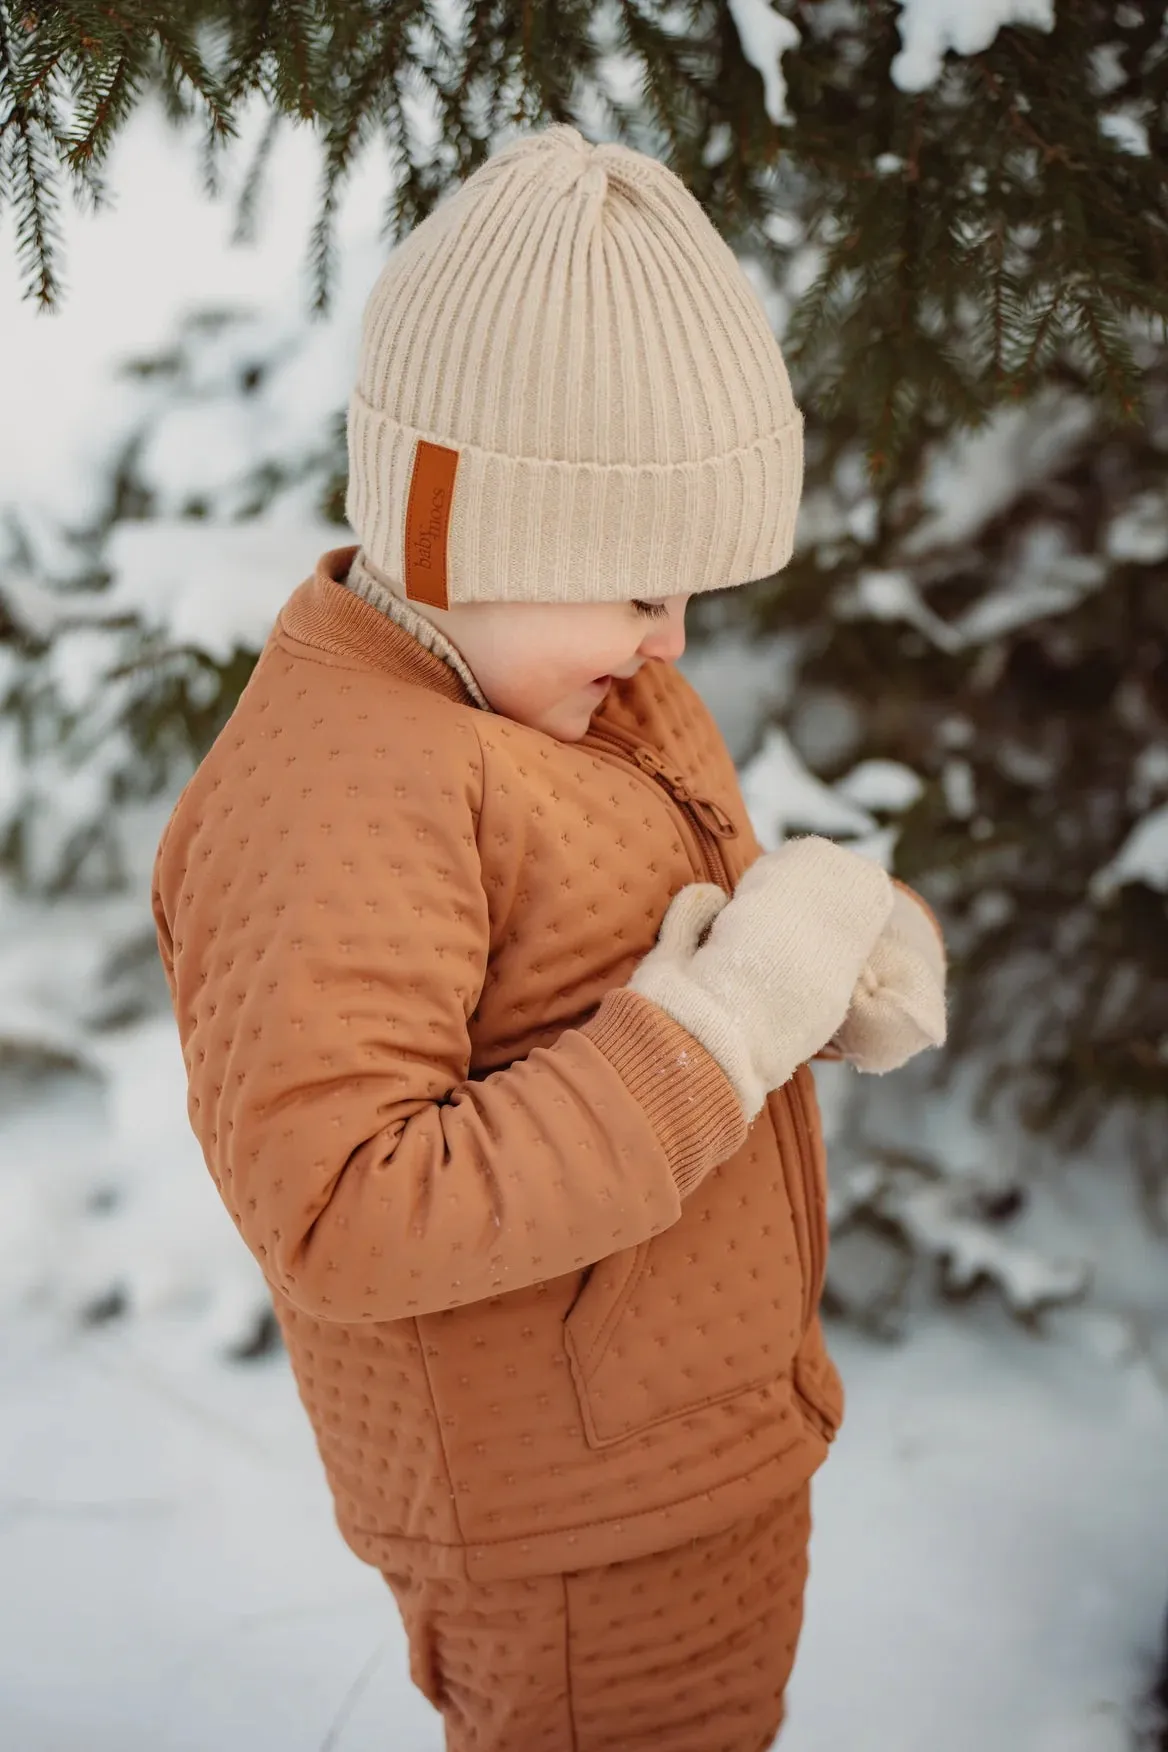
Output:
[154, 645, 487, 901]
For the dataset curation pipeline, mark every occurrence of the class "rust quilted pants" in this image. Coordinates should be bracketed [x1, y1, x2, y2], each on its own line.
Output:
[381, 1485, 811, 1752]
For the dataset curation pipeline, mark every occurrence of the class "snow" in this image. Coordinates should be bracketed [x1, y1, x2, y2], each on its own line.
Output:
[891, 0, 1055, 92]
[942, 757, 976, 820]
[739, 723, 878, 848]
[3, 76, 1168, 1752]
[678, 628, 802, 765]
[835, 759, 924, 814]
[725, 0, 802, 126]
[903, 392, 1096, 557]
[0, 92, 381, 552]
[1091, 802, 1168, 901]
[1106, 490, 1168, 565]
[840, 524, 1107, 658]
[888, 1175, 1090, 1313]
[101, 513, 338, 663]
[789, 1314, 1168, 1752]
[83, 1019, 267, 1337]
[0, 885, 133, 1067]
[1, 1307, 440, 1752]
[844, 568, 964, 652]
[1100, 110, 1151, 157]
[45, 623, 123, 716]
[4, 1078, 1168, 1750]
[1132, 745, 1168, 810]
[953, 537, 1106, 644]
[1091, 45, 1128, 97]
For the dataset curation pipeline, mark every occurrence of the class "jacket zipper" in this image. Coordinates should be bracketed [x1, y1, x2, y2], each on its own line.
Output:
[583, 717, 826, 1350]
[582, 724, 739, 889]
[787, 1070, 823, 1334]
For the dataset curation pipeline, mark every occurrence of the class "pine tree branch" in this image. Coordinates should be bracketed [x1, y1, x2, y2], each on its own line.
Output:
[229, 100, 279, 245]
[988, 216, 1007, 386]
[0, 4, 63, 306]
[305, 82, 372, 314]
[217, 0, 276, 107]
[1073, 290, 1142, 417]
[272, 0, 320, 121]
[153, 20, 233, 139]
[1014, 289, 1065, 392]
[65, 51, 138, 169]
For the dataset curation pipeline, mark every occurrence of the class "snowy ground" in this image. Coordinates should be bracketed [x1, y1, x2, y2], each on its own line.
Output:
[5, 1143, 1168, 1752]
[3, 87, 1168, 1752]
[6, 811, 1165, 1743]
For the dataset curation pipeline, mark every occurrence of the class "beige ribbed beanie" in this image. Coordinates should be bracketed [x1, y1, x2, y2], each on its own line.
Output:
[345, 123, 803, 608]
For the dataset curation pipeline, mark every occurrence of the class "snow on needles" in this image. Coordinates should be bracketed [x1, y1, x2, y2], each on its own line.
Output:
[101, 512, 338, 664]
[725, 0, 801, 125]
[1091, 803, 1168, 902]
[715, 0, 1059, 114]
[892, 0, 1055, 92]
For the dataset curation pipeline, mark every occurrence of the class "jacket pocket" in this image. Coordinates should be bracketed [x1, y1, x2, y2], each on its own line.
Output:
[563, 1240, 655, 1447]
[562, 1163, 806, 1450]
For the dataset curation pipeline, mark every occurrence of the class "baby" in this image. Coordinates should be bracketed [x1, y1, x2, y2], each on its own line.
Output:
[151, 124, 946, 1751]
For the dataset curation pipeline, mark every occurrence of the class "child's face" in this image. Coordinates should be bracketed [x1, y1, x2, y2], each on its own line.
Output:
[428, 595, 690, 741]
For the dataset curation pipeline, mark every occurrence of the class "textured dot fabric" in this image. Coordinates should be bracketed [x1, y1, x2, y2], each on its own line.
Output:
[151, 542, 846, 1595]
[345, 123, 804, 605]
[382, 1485, 812, 1751]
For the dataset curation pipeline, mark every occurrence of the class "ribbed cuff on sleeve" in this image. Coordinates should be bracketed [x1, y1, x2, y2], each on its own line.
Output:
[580, 987, 749, 1199]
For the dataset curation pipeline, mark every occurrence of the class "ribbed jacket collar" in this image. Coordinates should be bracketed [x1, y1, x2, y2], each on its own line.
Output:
[276, 544, 479, 709]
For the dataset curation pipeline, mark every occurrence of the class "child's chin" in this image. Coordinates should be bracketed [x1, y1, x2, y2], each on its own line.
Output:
[537, 700, 596, 742]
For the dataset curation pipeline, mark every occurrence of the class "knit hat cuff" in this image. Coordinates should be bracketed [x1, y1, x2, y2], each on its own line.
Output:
[345, 389, 804, 605]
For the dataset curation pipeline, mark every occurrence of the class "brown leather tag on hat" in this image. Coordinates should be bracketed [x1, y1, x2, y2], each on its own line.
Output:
[404, 439, 459, 609]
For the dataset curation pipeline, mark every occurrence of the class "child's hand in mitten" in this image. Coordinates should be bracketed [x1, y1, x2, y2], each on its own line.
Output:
[627, 836, 894, 1120]
[829, 881, 947, 1073]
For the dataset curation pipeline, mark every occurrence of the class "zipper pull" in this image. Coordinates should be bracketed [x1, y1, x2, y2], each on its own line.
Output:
[633, 747, 739, 839]
[692, 797, 739, 840]
[633, 746, 690, 796]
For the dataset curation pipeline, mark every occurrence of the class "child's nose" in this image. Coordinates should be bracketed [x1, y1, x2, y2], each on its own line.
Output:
[638, 605, 687, 663]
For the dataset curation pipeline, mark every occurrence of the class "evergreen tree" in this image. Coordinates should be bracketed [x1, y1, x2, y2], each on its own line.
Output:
[2, 0, 1166, 1331]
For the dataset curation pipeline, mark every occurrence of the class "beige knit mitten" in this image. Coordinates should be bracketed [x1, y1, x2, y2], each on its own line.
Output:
[628, 837, 895, 1121]
[828, 884, 947, 1073]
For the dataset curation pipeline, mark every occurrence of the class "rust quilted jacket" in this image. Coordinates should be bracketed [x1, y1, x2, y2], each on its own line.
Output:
[151, 544, 846, 1585]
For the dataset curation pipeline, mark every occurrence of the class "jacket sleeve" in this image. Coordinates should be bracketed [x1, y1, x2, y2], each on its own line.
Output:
[150, 727, 747, 1325]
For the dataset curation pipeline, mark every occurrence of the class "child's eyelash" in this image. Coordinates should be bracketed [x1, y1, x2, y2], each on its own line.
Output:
[632, 600, 669, 620]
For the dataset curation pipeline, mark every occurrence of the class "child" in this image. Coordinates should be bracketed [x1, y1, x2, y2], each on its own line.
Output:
[151, 124, 946, 1751]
